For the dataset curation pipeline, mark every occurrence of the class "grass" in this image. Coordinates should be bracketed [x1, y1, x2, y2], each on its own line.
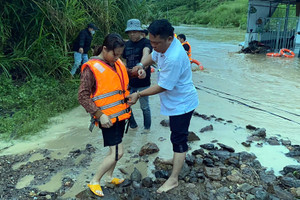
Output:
[0, 75, 79, 140]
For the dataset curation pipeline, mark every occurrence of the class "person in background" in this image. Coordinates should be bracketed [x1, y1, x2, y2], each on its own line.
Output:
[127, 19, 199, 193]
[142, 29, 148, 38]
[177, 34, 204, 70]
[78, 33, 133, 197]
[177, 34, 192, 61]
[70, 23, 98, 76]
[123, 19, 152, 133]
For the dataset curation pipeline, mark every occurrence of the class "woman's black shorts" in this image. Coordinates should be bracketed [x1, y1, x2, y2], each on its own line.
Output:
[100, 120, 126, 147]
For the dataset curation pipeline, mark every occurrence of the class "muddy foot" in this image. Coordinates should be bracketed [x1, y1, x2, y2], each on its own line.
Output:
[157, 177, 178, 193]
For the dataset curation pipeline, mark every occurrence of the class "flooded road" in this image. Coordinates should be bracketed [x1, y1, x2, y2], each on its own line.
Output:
[175, 25, 300, 143]
[175, 25, 300, 174]
[1, 25, 300, 198]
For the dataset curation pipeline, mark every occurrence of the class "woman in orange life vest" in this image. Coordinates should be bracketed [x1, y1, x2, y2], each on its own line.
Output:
[177, 34, 204, 70]
[78, 33, 138, 197]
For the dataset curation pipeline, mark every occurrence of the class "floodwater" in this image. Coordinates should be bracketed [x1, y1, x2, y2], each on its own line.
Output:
[0, 25, 300, 197]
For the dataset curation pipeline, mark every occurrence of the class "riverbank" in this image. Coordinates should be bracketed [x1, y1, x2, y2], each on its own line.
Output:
[1, 25, 299, 199]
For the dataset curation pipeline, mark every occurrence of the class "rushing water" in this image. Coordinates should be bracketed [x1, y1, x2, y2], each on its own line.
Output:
[175, 25, 300, 174]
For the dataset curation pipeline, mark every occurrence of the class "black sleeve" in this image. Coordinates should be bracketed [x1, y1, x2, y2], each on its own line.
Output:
[183, 44, 190, 51]
[79, 30, 86, 48]
[144, 39, 153, 52]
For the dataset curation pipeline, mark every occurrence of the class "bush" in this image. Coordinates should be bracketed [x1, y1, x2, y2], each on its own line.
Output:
[0, 75, 79, 139]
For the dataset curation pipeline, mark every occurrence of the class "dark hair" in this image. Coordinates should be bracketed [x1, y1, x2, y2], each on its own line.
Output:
[93, 33, 125, 56]
[148, 19, 174, 39]
[142, 29, 148, 36]
[177, 34, 186, 41]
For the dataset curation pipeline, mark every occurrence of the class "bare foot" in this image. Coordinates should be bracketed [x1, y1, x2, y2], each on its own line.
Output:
[157, 157, 173, 165]
[157, 177, 178, 193]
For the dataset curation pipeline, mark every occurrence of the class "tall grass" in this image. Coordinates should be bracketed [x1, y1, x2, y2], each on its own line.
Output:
[0, 0, 151, 139]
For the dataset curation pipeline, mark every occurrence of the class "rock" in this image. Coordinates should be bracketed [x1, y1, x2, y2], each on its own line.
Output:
[154, 170, 169, 179]
[217, 143, 235, 153]
[193, 112, 210, 120]
[185, 154, 195, 166]
[281, 177, 300, 188]
[290, 187, 300, 198]
[203, 157, 214, 167]
[252, 128, 266, 138]
[120, 179, 131, 187]
[280, 139, 291, 146]
[239, 151, 257, 162]
[227, 157, 239, 167]
[215, 118, 224, 122]
[46, 195, 51, 200]
[246, 124, 257, 130]
[242, 142, 251, 147]
[204, 167, 222, 181]
[188, 192, 200, 200]
[273, 185, 295, 199]
[283, 165, 300, 175]
[246, 194, 256, 200]
[130, 167, 142, 182]
[210, 150, 231, 162]
[247, 135, 262, 142]
[139, 143, 159, 156]
[179, 163, 191, 179]
[267, 137, 280, 145]
[188, 131, 200, 142]
[259, 171, 276, 184]
[286, 151, 300, 157]
[132, 180, 141, 189]
[255, 189, 269, 200]
[226, 170, 244, 184]
[200, 125, 213, 133]
[237, 183, 254, 192]
[160, 119, 169, 127]
[118, 168, 128, 175]
[192, 149, 205, 156]
[141, 177, 153, 188]
[200, 143, 215, 150]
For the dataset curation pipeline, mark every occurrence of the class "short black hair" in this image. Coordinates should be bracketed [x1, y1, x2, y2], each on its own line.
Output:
[142, 29, 148, 36]
[177, 34, 186, 41]
[148, 19, 174, 39]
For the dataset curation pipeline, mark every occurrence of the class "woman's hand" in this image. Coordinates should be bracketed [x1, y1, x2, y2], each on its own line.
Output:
[138, 69, 146, 79]
[100, 114, 113, 128]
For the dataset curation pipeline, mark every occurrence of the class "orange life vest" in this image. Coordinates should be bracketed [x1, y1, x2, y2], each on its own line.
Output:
[81, 58, 131, 124]
[182, 41, 192, 61]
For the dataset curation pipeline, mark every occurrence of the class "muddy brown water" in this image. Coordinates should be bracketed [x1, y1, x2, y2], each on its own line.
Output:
[1, 25, 299, 198]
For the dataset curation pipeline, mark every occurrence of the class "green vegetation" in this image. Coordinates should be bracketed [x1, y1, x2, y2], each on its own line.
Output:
[0, 0, 150, 139]
[150, 0, 249, 29]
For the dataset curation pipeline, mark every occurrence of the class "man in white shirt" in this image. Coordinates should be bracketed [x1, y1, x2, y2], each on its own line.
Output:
[127, 19, 199, 193]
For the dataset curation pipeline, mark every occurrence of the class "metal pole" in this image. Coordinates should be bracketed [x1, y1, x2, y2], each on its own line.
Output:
[283, 2, 291, 48]
[275, 21, 281, 52]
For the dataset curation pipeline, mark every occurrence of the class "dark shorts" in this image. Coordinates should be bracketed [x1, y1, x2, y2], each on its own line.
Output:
[169, 110, 194, 153]
[100, 120, 126, 147]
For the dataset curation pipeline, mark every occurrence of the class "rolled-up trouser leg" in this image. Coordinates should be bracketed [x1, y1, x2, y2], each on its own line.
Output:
[169, 110, 194, 153]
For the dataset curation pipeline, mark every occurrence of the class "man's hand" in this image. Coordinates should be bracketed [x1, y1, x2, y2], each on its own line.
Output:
[127, 92, 139, 105]
[79, 48, 84, 54]
[99, 114, 113, 128]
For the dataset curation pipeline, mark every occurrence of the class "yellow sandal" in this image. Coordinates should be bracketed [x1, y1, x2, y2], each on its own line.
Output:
[110, 178, 124, 185]
[87, 183, 104, 197]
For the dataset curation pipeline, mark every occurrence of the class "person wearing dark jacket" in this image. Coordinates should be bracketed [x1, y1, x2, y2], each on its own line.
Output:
[70, 23, 98, 76]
